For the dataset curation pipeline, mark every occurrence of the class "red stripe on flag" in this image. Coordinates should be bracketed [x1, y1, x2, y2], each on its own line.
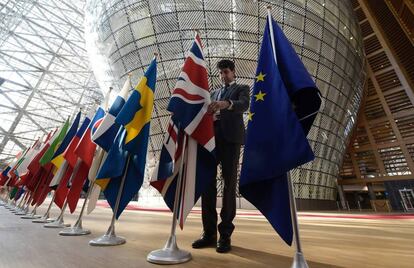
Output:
[63, 136, 80, 168]
[173, 88, 204, 101]
[66, 161, 89, 213]
[190, 114, 214, 146]
[54, 165, 74, 209]
[181, 57, 209, 90]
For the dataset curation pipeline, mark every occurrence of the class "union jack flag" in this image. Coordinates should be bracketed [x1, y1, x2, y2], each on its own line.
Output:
[151, 33, 216, 228]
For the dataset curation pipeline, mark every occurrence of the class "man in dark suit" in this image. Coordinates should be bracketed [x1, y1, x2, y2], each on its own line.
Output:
[192, 59, 250, 253]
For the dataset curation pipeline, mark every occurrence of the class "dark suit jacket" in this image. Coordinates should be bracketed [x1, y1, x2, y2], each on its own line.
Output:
[211, 83, 250, 144]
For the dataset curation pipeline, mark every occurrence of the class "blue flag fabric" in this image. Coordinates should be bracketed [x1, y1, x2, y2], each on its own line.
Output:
[51, 112, 81, 160]
[96, 59, 157, 219]
[239, 14, 318, 246]
[97, 129, 144, 219]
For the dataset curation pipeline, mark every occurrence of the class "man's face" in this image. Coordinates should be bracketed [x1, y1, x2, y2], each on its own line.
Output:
[219, 68, 235, 85]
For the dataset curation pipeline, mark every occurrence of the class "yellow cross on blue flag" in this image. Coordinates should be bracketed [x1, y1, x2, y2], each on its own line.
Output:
[96, 58, 157, 219]
[240, 12, 321, 245]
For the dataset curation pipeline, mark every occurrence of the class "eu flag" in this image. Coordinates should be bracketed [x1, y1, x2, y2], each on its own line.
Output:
[240, 14, 320, 245]
[96, 58, 157, 219]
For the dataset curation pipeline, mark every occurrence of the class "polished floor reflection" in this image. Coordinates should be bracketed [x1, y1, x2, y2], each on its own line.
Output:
[0, 201, 413, 268]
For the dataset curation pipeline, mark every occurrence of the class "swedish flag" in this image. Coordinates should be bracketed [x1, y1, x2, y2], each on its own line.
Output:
[116, 59, 157, 153]
[96, 58, 157, 218]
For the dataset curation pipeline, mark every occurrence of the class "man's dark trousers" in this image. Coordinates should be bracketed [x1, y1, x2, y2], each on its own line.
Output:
[201, 122, 240, 238]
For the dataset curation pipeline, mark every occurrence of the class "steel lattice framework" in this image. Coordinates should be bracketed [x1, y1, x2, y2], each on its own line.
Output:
[85, 0, 365, 203]
[0, 0, 103, 166]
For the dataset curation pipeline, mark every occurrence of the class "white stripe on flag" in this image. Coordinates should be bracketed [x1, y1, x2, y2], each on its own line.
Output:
[92, 114, 116, 141]
[87, 184, 101, 215]
[187, 51, 207, 68]
[87, 149, 107, 214]
[49, 160, 68, 187]
[180, 137, 197, 226]
[175, 73, 210, 100]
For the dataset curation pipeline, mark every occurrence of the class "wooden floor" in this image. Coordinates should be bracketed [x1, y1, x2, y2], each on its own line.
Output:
[0, 201, 413, 268]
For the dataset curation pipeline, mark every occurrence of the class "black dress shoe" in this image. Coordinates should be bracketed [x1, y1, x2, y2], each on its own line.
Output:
[216, 237, 231, 253]
[192, 233, 217, 249]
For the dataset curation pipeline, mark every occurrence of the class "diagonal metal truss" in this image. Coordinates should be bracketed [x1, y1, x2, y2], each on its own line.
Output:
[0, 0, 103, 166]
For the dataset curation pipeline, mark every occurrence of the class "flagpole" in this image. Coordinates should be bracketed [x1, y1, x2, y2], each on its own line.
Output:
[287, 172, 308, 268]
[43, 159, 83, 228]
[147, 132, 192, 264]
[59, 182, 94, 236]
[11, 190, 27, 212]
[21, 202, 41, 219]
[10, 188, 26, 212]
[15, 191, 33, 215]
[266, 6, 309, 268]
[4, 186, 15, 209]
[32, 191, 57, 223]
[43, 199, 70, 228]
[89, 155, 130, 246]
[16, 166, 51, 215]
[4, 187, 15, 209]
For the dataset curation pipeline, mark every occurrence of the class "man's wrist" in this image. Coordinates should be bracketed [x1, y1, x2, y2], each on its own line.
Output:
[227, 100, 233, 110]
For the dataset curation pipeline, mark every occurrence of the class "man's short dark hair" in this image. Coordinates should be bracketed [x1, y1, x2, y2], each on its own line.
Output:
[217, 59, 235, 71]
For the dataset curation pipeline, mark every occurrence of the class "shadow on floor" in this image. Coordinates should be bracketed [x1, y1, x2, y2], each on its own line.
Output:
[230, 246, 342, 268]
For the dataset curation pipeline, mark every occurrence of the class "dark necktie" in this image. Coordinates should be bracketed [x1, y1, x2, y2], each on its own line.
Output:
[219, 85, 228, 101]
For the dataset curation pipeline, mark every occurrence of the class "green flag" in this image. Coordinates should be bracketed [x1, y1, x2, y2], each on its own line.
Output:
[39, 120, 70, 166]
[9, 187, 18, 199]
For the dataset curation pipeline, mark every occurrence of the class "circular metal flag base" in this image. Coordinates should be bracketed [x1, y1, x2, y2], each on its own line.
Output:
[147, 248, 192, 264]
[33, 217, 55, 223]
[89, 233, 126, 246]
[43, 220, 70, 228]
[59, 226, 91, 236]
[21, 214, 41, 219]
[291, 252, 309, 268]
[147, 235, 192, 265]
[15, 211, 28, 216]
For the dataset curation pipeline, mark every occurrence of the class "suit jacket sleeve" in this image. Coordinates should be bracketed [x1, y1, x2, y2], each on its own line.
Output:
[230, 85, 250, 113]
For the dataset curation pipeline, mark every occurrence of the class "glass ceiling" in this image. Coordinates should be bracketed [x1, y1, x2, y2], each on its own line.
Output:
[0, 0, 103, 166]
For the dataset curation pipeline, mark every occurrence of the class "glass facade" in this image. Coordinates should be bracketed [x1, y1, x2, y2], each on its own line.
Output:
[91, 0, 364, 201]
[0, 0, 103, 166]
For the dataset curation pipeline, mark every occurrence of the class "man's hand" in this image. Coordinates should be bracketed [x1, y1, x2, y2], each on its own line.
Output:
[208, 101, 230, 114]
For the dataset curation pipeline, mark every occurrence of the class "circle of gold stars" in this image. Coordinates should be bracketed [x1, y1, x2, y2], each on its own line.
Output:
[247, 72, 267, 122]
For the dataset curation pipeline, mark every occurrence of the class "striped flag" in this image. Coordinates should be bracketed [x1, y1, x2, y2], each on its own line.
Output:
[87, 77, 131, 214]
[66, 107, 105, 213]
[53, 112, 92, 209]
[92, 77, 131, 152]
[96, 58, 157, 219]
[48, 112, 81, 189]
[150, 33, 216, 228]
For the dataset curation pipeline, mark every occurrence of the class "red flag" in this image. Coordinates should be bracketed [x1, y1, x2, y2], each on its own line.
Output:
[30, 163, 53, 206]
[66, 161, 89, 213]
[53, 165, 73, 209]
[66, 109, 104, 213]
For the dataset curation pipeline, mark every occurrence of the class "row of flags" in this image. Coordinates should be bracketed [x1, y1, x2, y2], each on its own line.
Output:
[0, 12, 320, 246]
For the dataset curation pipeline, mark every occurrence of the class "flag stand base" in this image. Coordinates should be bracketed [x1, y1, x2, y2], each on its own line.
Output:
[15, 207, 29, 215]
[22, 206, 41, 219]
[89, 225, 125, 246]
[21, 214, 41, 219]
[291, 252, 309, 268]
[33, 216, 55, 223]
[90, 155, 130, 247]
[147, 234, 191, 265]
[59, 220, 90, 236]
[44, 218, 70, 228]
